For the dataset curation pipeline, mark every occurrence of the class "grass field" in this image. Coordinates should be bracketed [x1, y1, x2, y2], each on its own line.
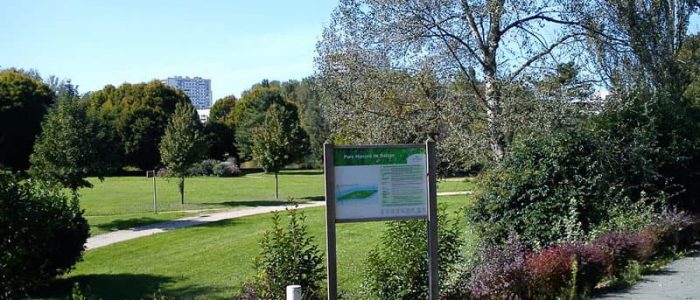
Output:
[40, 195, 473, 299]
[79, 170, 475, 235]
[33, 170, 476, 298]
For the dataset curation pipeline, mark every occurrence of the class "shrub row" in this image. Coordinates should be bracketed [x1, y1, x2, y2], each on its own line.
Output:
[155, 159, 242, 177]
[461, 211, 698, 299]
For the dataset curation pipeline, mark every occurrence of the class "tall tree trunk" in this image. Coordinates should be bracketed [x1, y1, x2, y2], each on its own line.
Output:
[179, 176, 185, 205]
[274, 172, 279, 200]
[485, 73, 506, 162]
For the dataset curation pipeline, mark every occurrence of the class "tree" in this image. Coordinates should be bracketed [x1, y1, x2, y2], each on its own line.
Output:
[205, 95, 238, 161]
[281, 77, 330, 164]
[251, 104, 308, 199]
[234, 81, 307, 161]
[159, 102, 206, 205]
[87, 81, 189, 170]
[29, 95, 118, 192]
[0, 69, 55, 170]
[209, 95, 237, 125]
[585, 0, 699, 94]
[318, 0, 591, 162]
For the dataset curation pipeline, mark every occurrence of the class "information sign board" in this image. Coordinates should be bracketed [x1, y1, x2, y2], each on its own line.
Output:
[333, 146, 427, 221]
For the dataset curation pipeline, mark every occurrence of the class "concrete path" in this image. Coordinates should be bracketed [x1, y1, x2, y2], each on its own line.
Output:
[595, 250, 700, 299]
[86, 191, 473, 250]
[86, 201, 325, 250]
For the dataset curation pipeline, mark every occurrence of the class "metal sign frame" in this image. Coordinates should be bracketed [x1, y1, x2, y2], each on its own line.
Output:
[323, 140, 439, 300]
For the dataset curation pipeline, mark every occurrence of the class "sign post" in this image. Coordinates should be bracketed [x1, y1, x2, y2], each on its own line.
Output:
[324, 141, 438, 300]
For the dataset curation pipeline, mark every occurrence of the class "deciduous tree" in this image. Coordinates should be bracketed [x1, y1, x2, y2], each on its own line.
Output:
[0, 69, 55, 170]
[251, 104, 308, 199]
[87, 81, 189, 170]
[318, 0, 590, 161]
[159, 102, 206, 205]
[29, 95, 118, 192]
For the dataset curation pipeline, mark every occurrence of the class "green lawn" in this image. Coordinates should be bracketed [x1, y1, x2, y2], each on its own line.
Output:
[80, 170, 475, 235]
[40, 195, 473, 299]
[80, 170, 326, 234]
[34, 171, 476, 298]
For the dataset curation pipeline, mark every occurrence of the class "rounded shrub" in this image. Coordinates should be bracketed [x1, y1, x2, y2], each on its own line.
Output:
[0, 173, 89, 297]
[469, 128, 612, 248]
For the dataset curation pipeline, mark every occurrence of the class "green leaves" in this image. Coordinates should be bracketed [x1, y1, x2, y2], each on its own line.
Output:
[251, 104, 307, 175]
[253, 205, 325, 300]
[29, 96, 118, 191]
[362, 206, 463, 300]
[87, 81, 189, 170]
[159, 102, 206, 176]
[0, 69, 55, 171]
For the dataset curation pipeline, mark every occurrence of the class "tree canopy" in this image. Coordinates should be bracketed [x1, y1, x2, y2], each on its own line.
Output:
[206, 95, 238, 161]
[29, 95, 118, 192]
[0, 69, 55, 171]
[87, 81, 190, 170]
[159, 102, 206, 204]
[234, 80, 307, 161]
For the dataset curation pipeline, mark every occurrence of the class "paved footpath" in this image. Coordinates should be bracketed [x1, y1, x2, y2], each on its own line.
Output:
[86, 191, 473, 250]
[595, 250, 700, 300]
[86, 201, 325, 250]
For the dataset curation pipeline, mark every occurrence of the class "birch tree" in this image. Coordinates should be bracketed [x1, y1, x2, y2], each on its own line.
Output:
[318, 0, 590, 161]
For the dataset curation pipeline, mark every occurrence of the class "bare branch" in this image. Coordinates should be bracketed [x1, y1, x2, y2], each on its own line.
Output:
[460, 0, 487, 54]
[508, 33, 583, 81]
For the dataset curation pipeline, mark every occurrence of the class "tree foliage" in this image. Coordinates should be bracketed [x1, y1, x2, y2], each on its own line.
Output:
[159, 102, 206, 204]
[318, 0, 591, 162]
[585, 0, 700, 93]
[87, 81, 189, 170]
[234, 81, 307, 161]
[206, 95, 238, 161]
[252, 104, 308, 199]
[0, 69, 55, 170]
[362, 206, 463, 299]
[0, 172, 89, 298]
[29, 95, 118, 192]
[281, 78, 330, 164]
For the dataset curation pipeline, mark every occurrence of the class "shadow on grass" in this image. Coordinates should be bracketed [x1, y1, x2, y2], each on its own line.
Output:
[35, 274, 172, 300]
[200, 200, 290, 207]
[302, 196, 325, 201]
[37, 273, 228, 299]
[95, 217, 164, 233]
[280, 169, 323, 176]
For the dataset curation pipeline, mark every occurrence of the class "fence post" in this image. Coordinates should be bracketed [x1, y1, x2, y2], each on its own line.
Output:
[286, 285, 301, 300]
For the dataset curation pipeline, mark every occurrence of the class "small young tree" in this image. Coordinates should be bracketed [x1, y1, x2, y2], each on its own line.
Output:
[29, 95, 118, 193]
[251, 104, 308, 199]
[159, 102, 206, 205]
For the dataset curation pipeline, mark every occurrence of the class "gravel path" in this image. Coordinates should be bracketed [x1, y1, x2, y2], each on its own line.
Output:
[86, 191, 473, 250]
[595, 250, 700, 299]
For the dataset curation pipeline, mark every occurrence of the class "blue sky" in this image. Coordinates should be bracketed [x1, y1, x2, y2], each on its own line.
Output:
[0, 0, 338, 99]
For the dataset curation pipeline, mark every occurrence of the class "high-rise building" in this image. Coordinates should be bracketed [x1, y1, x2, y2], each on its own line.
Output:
[162, 76, 212, 109]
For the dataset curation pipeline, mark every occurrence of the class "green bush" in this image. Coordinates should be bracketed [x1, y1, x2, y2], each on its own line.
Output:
[0, 173, 89, 297]
[186, 159, 219, 176]
[212, 159, 242, 177]
[469, 128, 613, 248]
[361, 206, 463, 299]
[250, 203, 325, 300]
